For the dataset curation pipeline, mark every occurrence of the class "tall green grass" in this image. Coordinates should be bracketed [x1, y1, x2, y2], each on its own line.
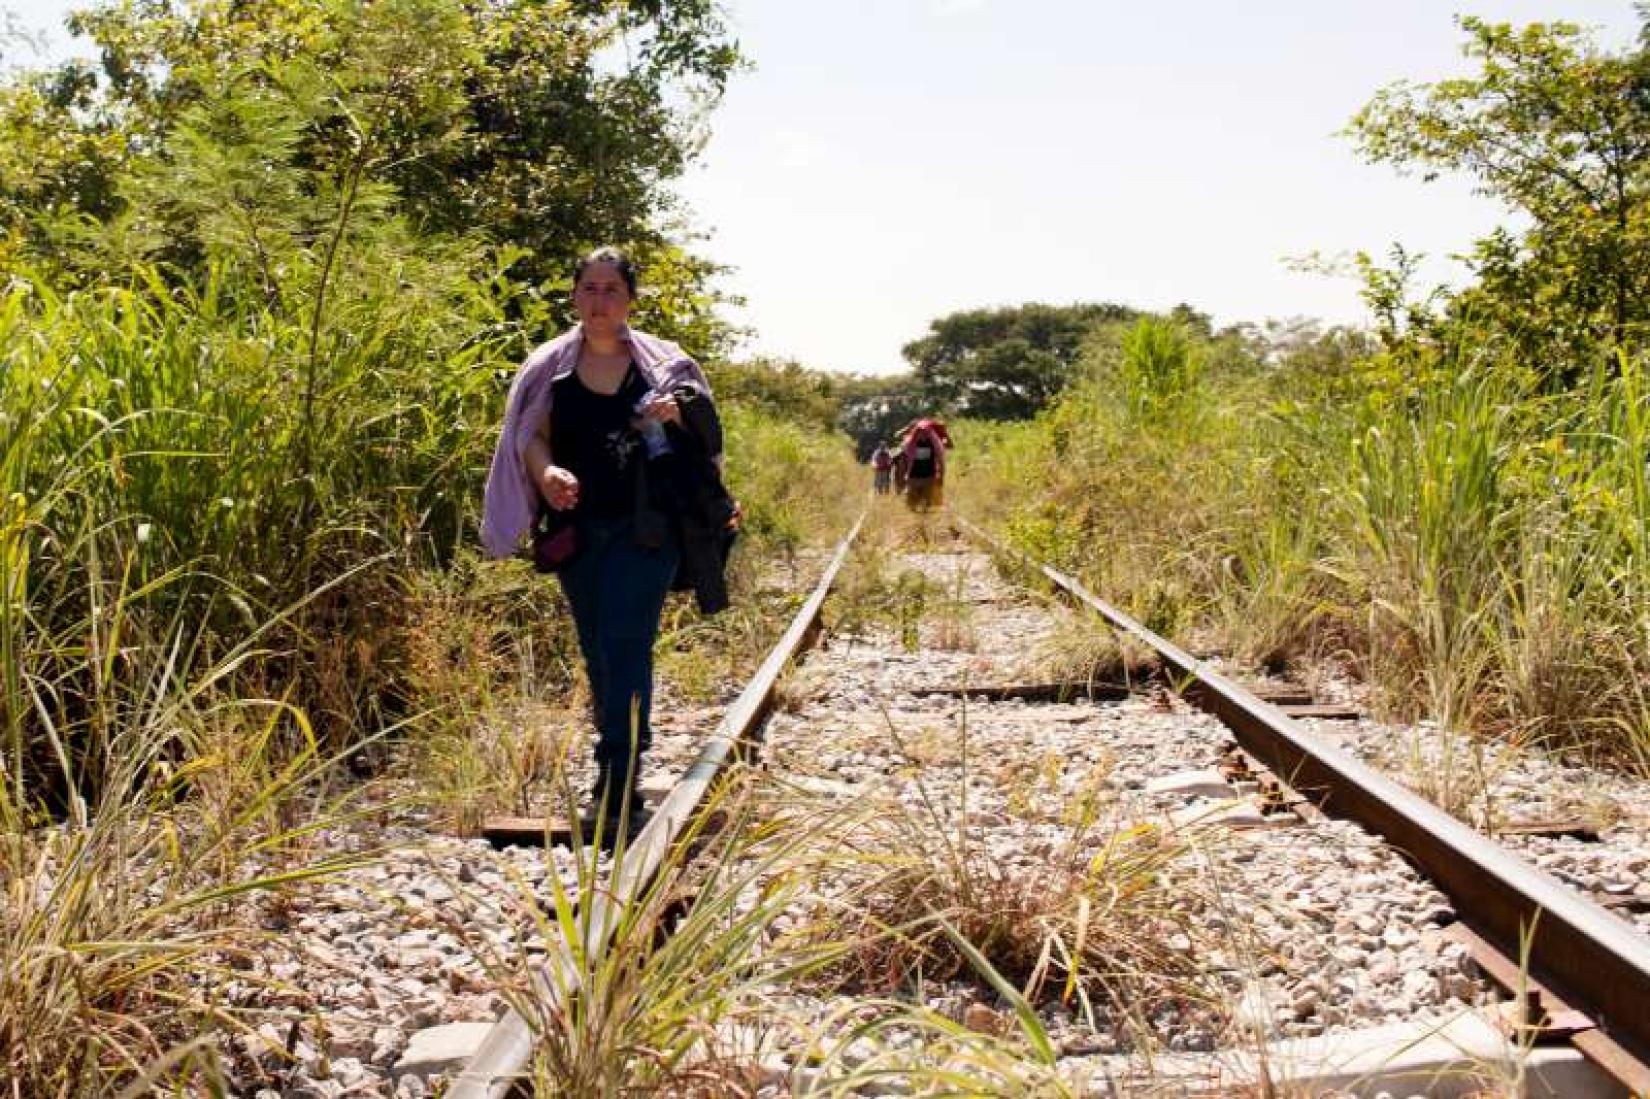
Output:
[1335, 364, 1515, 731]
[3, 250, 862, 802]
[1, 263, 514, 801]
[1, 245, 865, 1087]
[719, 401, 862, 561]
[2, 236, 501, 1085]
[954, 366, 1318, 655]
[1323, 354, 1650, 758]
[957, 337, 1650, 767]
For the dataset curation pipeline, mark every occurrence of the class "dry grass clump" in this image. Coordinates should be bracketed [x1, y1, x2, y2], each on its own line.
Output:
[1031, 615, 1161, 694]
[1, 703, 370, 1096]
[827, 551, 940, 649]
[656, 584, 808, 704]
[867, 820, 1202, 999]
[1383, 723, 1531, 831]
[994, 750, 1116, 828]
[2, 820, 233, 1093]
[835, 802, 1215, 1028]
[802, 714, 1220, 1044]
[398, 557, 589, 829]
[927, 562, 979, 652]
[822, 505, 989, 652]
[399, 554, 585, 714]
[771, 663, 834, 714]
[420, 701, 583, 833]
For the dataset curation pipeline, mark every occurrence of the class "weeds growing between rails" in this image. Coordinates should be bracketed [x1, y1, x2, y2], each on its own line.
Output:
[823, 708, 1221, 1036]
[478, 765, 1101, 1097]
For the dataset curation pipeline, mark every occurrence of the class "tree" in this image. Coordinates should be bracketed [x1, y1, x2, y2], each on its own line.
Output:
[0, 69, 126, 270]
[1350, 17, 1650, 373]
[901, 301, 1136, 420]
[1, 0, 742, 339]
[837, 372, 930, 460]
[708, 357, 842, 432]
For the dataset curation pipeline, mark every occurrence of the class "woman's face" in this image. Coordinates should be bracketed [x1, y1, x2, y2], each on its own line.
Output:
[574, 261, 632, 335]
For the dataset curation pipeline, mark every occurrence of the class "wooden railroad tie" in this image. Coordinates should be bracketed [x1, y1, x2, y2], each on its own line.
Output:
[1222, 682, 1365, 721]
[1276, 702, 1363, 721]
[911, 681, 1134, 702]
[1493, 818, 1604, 842]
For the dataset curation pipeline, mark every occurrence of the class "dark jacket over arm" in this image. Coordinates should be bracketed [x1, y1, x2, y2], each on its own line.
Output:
[662, 386, 736, 614]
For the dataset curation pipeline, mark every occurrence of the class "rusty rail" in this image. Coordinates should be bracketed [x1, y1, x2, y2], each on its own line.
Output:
[954, 514, 1650, 1091]
[449, 512, 865, 1098]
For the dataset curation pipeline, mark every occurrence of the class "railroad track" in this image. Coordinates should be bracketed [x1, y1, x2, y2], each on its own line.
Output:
[435, 511, 1650, 1097]
[952, 516, 1650, 1096]
[448, 516, 866, 1097]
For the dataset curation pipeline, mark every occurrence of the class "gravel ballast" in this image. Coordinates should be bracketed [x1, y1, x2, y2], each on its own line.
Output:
[215, 532, 1650, 1096]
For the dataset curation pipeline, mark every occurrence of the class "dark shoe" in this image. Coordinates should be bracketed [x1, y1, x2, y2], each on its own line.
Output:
[584, 768, 650, 851]
[594, 800, 652, 853]
[582, 790, 650, 848]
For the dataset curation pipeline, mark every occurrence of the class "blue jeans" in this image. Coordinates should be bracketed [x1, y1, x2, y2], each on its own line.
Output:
[557, 515, 680, 788]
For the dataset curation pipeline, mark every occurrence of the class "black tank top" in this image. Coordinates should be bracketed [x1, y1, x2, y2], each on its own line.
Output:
[550, 365, 650, 518]
[909, 442, 936, 479]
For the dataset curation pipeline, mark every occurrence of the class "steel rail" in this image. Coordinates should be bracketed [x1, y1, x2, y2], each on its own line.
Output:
[954, 514, 1650, 1087]
[449, 512, 865, 1098]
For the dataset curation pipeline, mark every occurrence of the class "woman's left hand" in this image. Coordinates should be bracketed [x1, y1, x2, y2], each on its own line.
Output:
[637, 393, 681, 426]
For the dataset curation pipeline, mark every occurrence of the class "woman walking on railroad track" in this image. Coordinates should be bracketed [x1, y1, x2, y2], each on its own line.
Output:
[481, 246, 738, 843]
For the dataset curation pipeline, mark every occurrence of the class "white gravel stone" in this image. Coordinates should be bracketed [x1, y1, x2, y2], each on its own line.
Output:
[1147, 768, 1241, 798]
[391, 1021, 494, 1081]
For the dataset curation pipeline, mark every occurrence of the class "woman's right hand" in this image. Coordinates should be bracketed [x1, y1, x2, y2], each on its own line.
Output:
[539, 464, 580, 510]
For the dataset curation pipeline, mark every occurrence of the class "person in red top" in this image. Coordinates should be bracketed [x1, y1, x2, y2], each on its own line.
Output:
[898, 418, 952, 511]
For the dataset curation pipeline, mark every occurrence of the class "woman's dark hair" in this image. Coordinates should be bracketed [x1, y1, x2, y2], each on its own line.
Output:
[574, 246, 639, 297]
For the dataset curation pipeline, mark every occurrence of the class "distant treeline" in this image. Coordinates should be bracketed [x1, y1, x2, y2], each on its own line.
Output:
[721, 301, 1371, 461]
[739, 14, 1650, 466]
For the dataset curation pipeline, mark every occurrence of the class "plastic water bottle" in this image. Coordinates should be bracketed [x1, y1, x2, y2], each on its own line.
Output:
[634, 392, 673, 458]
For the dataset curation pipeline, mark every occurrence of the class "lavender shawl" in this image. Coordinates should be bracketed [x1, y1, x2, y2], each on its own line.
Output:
[480, 324, 712, 558]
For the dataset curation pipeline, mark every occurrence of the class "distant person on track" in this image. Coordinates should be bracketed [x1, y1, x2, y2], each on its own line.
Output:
[481, 246, 739, 845]
[871, 441, 893, 494]
[899, 417, 951, 511]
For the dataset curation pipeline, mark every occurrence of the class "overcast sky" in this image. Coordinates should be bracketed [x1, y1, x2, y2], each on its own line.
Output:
[7, 1, 1644, 373]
